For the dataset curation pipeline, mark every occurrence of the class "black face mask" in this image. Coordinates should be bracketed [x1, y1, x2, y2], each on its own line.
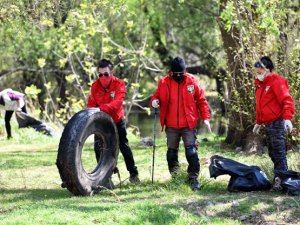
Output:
[172, 72, 184, 83]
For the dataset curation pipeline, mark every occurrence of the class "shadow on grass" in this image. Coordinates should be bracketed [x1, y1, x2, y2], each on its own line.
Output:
[111, 177, 300, 224]
[0, 187, 182, 224]
[0, 188, 68, 202]
[174, 190, 300, 224]
[120, 203, 180, 224]
[0, 176, 226, 204]
[1, 178, 300, 224]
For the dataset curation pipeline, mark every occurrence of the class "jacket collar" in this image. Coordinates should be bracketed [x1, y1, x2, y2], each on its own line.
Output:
[167, 71, 194, 84]
[254, 73, 275, 86]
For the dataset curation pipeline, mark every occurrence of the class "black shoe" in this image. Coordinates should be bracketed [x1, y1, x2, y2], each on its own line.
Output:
[189, 178, 201, 191]
[61, 182, 66, 188]
[129, 174, 140, 184]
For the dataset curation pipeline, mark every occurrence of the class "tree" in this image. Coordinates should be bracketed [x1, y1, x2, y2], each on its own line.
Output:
[0, 0, 298, 146]
[218, 0, 300, 149]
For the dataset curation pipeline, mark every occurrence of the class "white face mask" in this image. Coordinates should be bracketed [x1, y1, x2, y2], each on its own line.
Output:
[257, 71, 267, 81]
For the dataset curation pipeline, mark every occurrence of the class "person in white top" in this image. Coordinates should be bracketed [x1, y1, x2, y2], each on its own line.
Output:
[0, 89, 27, 139]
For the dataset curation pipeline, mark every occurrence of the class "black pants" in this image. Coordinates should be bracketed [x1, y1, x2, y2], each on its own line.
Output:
[166, 127, 200, 179]
[116, 120, 138, 176]
[5, 106, 27, 138]
[94, 120, 138, 175]
[266, 119, 288, 171]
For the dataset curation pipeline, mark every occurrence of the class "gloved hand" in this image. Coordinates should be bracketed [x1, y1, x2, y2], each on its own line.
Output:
[284, 120, 293, 132]
[152, 99, 160, 108]
[16, 108, 22, 112]
[204, 120, 212, 133]
[253, 124, 261, 134]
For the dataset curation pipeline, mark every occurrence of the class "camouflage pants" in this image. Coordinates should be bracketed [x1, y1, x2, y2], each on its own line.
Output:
[266, 119, 288, 171]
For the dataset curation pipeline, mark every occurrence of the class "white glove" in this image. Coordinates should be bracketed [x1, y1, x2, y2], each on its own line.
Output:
[152, 99, 160, 108]
[253, 124, 261, 134]
[16, 108, 22, 112]
[284, 120, 293, 132]
[204, 120, 212, 133]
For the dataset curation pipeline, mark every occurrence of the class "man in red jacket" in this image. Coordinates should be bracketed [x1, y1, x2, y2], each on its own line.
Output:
[253, 56, 295, 173]
[150, 57, 211, 191]
[87, 59, 139, 184]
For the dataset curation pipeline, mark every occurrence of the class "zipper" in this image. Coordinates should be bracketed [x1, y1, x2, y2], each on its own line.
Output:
[164, 83, 170, 127]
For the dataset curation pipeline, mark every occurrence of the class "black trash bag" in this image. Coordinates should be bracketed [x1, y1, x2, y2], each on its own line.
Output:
[209, 155, 271, 192]
[15, 111, 55, 137]
[274, 170, 300, 196]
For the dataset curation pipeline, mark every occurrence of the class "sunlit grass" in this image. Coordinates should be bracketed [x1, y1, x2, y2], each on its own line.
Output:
[0, 119, 300, 224]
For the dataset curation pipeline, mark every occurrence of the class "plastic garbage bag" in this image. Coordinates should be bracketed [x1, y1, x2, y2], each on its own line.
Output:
[209, 155, 271, 192]
[15, 111, 55, 137]
[274, 170, 300, 196]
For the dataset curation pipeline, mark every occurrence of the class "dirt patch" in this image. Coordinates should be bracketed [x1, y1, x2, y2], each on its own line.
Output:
[0, 208, 13, 214]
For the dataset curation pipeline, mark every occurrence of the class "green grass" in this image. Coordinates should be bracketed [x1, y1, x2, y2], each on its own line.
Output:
[0, 120, 300, 224]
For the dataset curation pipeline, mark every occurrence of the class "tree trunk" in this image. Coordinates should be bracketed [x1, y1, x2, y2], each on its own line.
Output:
[218, 0, 253, 148]
[55, 71, 68, 119]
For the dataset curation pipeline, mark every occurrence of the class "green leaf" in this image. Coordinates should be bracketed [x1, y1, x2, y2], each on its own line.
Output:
[38, 58, 46, 68]
[24, 85, 41, 98]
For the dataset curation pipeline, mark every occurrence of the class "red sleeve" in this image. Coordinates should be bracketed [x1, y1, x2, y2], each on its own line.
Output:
[255, 109, 261, 124]
[255, 87, 262, 124]
[87, 86, 98, 108]
[150, 80, 161, 107]
[194, 82, 210, 120]
[273, 78, 295, 120]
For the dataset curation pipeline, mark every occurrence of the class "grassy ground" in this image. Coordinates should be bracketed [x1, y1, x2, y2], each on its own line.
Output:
[0, 120, 300, 224]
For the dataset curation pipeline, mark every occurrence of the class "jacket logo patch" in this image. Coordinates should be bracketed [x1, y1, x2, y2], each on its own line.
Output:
[187, 85, 194, 93]
[110, 91, 115, 99]
[265, 86, 270, 92]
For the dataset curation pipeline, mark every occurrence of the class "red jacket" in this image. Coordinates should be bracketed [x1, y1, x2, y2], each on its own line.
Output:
[87, 76, 126, 123]
[255, 73, 295, 124]
[150, 72, 210, 130]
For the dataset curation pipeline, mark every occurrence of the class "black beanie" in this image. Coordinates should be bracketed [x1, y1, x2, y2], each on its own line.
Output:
[171, 57, 186, 72]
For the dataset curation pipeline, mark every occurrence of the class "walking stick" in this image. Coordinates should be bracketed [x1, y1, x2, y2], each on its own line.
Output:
[152, 108, 158, 184]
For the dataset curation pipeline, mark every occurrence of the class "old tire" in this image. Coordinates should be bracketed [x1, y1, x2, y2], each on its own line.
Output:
[56, 108, 119, 196]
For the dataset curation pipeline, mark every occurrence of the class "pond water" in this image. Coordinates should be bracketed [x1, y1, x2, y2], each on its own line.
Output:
[127, 111, 226, 138]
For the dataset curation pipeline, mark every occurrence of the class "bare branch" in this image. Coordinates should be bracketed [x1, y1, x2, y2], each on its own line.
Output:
[67, 54, 87, 101]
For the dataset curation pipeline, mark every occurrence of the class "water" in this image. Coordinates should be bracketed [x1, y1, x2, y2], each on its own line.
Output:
[127, 111, 226, 138]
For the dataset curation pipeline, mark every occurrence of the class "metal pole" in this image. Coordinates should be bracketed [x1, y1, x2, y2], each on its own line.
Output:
[152, 108, 158, 184]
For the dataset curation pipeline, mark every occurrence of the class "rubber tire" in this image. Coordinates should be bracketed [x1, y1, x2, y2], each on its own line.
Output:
[56, 108, 119, 196]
